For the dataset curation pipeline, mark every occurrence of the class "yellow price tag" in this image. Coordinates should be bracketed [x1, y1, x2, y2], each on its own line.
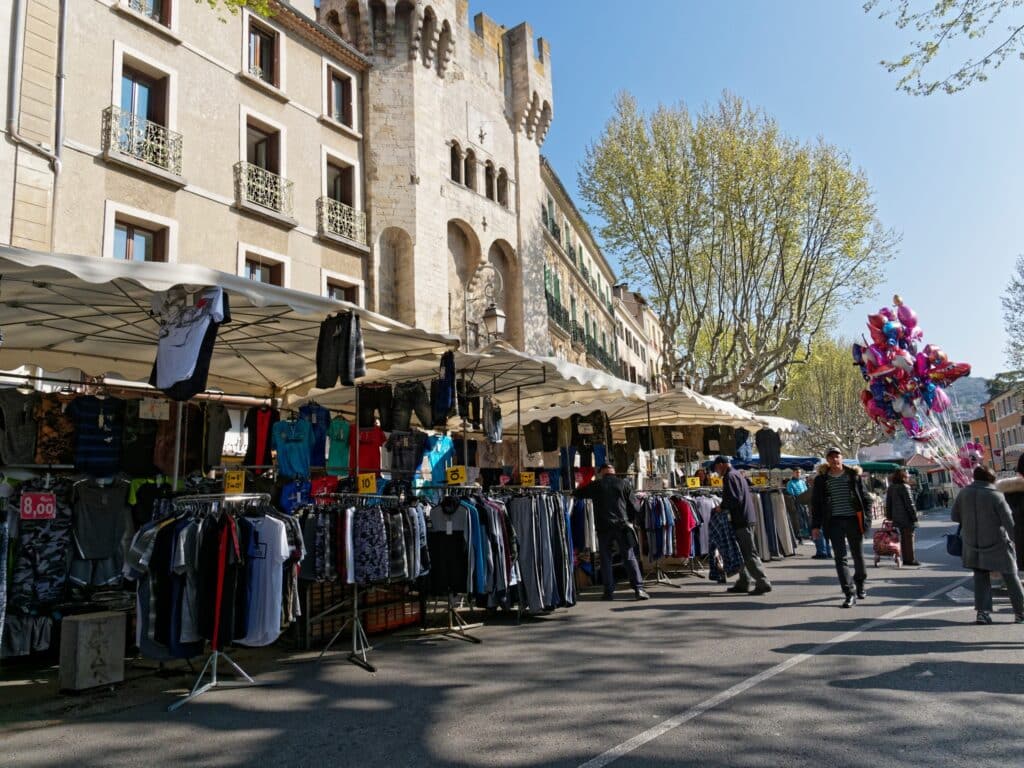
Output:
[752, 476, 768, 487]
[520, 471, 536, 487]
[685, 476, 701, 489]
[710, 475, 724, 488]
[446, 465, 467, 485]
[357, 472, 376, 494]
[224, 469, 245, 494]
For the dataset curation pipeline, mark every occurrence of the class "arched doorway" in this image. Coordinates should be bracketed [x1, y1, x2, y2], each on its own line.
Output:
[378, 226, 415, 325]
[446, 219, 482, 343]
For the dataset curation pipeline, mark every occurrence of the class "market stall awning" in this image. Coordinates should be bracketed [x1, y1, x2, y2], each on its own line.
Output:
[293, 342, 647, 411]
[756, 415, 805, 435]
[0, 245, 459, 398]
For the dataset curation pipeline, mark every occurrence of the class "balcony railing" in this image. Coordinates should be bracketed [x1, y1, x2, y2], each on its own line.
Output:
[317, 197, 366, 244]
[234, 161, 293, 217]
[545, 291, 571, 332]
[570, 321, 586, 347]
[102, 105, 182, 176]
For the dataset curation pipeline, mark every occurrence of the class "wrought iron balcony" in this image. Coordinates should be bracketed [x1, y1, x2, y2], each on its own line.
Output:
[317, 197, 366, 244]
[234, 161, 293, 217]
[570, 321, 586, 347]
[545, 291, 571, 333]
[102, 105, 182, 176]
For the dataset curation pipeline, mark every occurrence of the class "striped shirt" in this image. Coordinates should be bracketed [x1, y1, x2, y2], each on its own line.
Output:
[827, 473, 856, 517]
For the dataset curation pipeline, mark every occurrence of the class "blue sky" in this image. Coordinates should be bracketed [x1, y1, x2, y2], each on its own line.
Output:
[472, 0, 1024, 379]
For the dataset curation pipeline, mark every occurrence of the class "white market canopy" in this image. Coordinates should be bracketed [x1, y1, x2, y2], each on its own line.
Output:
[292, 341, 648, 411]
[0, 245, 459, 398]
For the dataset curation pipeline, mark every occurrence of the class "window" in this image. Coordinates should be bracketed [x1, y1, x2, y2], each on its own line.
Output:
[245, 256, 283, 285]
[328, 69, 353, 127]
[497, 169, 509, 208]
[327, 279, 359, 304]
[114, 219, 164, 262]
[326, 159, 355, 207]
[463, 149, 477, 191]
[126, 0, 171, 27]
[247, 19, 279, 86]
[247, 122, 280, 173]
[484, 163, 495, 200]
[450, 142, 462, 183]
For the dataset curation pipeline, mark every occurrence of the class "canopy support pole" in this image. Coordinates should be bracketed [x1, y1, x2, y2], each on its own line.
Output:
[172, 401, 183, 487]
[646, 399, 654, 480]
[461, 372, 468, 468]
[516, 385, 522, 479]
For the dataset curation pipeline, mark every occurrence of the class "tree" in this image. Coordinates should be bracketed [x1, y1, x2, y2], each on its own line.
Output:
[196, 0, 273, 20]
[1001, 255, 1024, 368]
[579, 92, 897, 410]
[865, 0, 1024, 95]
[780, 337, 885, 458]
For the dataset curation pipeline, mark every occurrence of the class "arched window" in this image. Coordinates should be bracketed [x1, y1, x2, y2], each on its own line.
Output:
[463, 149, 477, 191]
[344, 0, 362, 48]
[497, 168, 509, 208]
[420, 8, 437, 67]
[436, 20, 452, 76]
[484, 162, 495, 200]
[450, 141, 462, 183]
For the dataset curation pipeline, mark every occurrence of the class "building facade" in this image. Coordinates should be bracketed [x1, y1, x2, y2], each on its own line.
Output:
[983, 389, 1024, 472]
[5, 0, 372, 302]
[613, 284, 667, 392]
[539, 158, 617, 371]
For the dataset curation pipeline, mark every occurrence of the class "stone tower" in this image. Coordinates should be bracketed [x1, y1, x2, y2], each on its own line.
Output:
[317, 0, 553, 354]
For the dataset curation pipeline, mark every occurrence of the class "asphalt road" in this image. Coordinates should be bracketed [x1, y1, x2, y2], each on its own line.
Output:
[5, 509, 1024, 767]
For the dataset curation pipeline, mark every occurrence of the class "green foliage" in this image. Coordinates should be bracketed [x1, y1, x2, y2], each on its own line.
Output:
[579, 92, 897, 410]
[988, 369, 1024, 397]
[865, 0, 1024, 95]
[195, 0, 274, 22]
[780, 337, 884, 457]
[1001, 255, 1024, 369]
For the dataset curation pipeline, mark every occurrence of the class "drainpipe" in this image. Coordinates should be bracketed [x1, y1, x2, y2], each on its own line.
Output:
[7, 0, 67, 247]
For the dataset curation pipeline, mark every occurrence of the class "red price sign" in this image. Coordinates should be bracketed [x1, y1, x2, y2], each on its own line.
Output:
[20, 492, 57, 521]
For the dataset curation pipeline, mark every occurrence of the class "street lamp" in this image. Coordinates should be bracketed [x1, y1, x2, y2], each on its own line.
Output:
[481, 302, 506, 341]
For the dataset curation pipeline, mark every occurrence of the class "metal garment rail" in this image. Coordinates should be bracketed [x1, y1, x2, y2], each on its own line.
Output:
[167, 492, 271, 712]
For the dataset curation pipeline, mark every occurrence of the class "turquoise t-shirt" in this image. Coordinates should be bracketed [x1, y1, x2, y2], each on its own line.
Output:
[327, 416, 350, 477]
[272, 419, 314, 479]
[426, 435, 454, 481]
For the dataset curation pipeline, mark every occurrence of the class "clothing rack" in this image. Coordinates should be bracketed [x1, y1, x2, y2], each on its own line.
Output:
[167, 492, 270, 712]
[314, 491, 403, 672]
[637, 490, 682, 589]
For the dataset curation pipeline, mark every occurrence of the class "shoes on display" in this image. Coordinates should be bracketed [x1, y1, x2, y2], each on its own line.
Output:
[976, 611, 993, 624]
[751, 583, 773, 595]
[634, 589, 651, 601]
[841, 594, 857, 609]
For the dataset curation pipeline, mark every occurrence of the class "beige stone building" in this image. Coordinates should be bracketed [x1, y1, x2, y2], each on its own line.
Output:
[614, 283, 667, 392]
[5, 0, 370, 303]
[539, 158, 617, 372]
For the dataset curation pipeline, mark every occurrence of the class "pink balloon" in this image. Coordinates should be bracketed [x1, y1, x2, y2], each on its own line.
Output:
[867, 313, 887, 330]
[892, 349, 914, 373]
[914, 353, 930, 378]
[929, 387, 951, 413]
[868, 344, 890, 364]
[868, 326, 887, 346]
[879, 307, 896, 321]
[897, 304, 918, 330]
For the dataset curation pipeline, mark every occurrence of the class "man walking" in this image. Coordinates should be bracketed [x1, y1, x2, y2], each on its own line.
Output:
[574, 464, 650, 601]
[811, 447, 871, 608]
[712, 456, 772, 595]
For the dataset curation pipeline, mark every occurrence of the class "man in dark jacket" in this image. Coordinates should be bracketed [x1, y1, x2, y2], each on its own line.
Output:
[574, 464, 650, 601]
[712, 456, 772, 595]
[811, 447, 871, 608]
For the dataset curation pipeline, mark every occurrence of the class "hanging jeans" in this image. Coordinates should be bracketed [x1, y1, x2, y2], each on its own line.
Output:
[457, 380, 481, 428]
[357, 384, 394, 430]
[315, 312, 366, 389]
[392, 381, 432, 431]
[827, 516, 866, 596]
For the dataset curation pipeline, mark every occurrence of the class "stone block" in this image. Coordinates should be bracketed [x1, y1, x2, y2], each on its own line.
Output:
[58, 611, 126, 692]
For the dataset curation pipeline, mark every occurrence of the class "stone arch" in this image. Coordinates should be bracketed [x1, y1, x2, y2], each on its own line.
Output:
[524, 91, 540, 138]
[343, 0, 365, 51]
[484, 161, 495, 200]
[449, 140, 462, 183]
[369, 0, 387, 55]
[420, 6, 437, 67]
[538, 100, 553, 145]
[324, 8, 342, 36]
[377, 226, 415, 325]
[482, 238, 521, 347]
[496, 168, 509, 208]
[394, 0, 415, 59]
[447, 219, 482, 341]
[436, 19, 453, 76]
[463, 148, 477, 192]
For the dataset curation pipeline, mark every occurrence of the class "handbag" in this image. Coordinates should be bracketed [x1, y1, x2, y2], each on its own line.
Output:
[945, 524, 963, 557]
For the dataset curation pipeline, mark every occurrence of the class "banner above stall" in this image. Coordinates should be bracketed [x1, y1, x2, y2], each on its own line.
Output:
[0, 245, 458, 398]
[292, 341, 647, 411]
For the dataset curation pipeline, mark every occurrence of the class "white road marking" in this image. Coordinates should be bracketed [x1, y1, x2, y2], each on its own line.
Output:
[576, 575, 970, 768]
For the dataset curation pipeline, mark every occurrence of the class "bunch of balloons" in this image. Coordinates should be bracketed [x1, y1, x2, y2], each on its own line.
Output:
[952, 440, 987, 487]
[853, 295, 971, 441]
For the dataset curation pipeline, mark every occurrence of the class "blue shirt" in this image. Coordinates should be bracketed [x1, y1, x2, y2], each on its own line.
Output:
[272, 419, 314, 479]
[426, 435, 454, 481]
[786, 478, 808, 497]
[67, 396, 124, 474]
[299, 403, 331, 467]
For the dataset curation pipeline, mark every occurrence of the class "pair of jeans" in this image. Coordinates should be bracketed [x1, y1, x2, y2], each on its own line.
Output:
[974, 569, 1024, 614]
[827, 516, 866, 595]
[733, 526, 770, 589]
[457, 380, 481, 428]
[392, 381, 432, 431]
[315, 312, 366, 388]
[357, 384, 393, 430]
[482, 397, 502, 443]
[598, 526, 643, 595]
[430, 379, 455, 427]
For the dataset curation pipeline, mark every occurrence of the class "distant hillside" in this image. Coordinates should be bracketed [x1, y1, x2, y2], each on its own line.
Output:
[946, 377, 989, 422]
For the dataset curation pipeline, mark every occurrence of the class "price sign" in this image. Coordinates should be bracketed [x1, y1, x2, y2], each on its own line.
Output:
[20, 492, 56, 521]
[710, 475, 724, 488]
[499, 474, 511, 486]
[139, 398, 170, 420]
[358, 472, 377, 494]
[671, 431, 684, 441]
[539, 472, 550, 487]
[685, 476, 701, 489]
[520, 471, 536, 487]
[577, 423, 595, 435]
[446, 465, 467, 485]
[752, 476, 768, 487]
[224, 469, 245, 494]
